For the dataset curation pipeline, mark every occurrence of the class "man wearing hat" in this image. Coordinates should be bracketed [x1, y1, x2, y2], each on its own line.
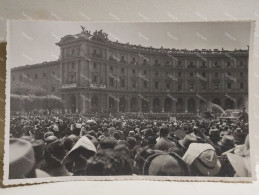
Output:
[154, 127, 176, 151]
[218, 135, 235, 154]
[183, 143, 222, 176]
[143, 152, 190, 176]
[238, 105, 248, 123]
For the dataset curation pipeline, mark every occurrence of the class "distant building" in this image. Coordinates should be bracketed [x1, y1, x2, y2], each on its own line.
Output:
[11, 29, 248, 114]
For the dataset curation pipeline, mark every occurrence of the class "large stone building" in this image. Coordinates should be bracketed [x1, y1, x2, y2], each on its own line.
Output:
[11, 29, 249, 114]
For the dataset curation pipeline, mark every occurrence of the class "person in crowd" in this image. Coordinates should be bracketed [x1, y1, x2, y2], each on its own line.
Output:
[154, 127, 176, 151]
[182, 143, 221, 176]
[9, 110, 250, 178]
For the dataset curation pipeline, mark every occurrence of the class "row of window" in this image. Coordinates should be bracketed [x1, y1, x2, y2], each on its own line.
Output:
[12, 71, 56, 81]
[103, 66, 246, 78]
[106, 78, 246, 90]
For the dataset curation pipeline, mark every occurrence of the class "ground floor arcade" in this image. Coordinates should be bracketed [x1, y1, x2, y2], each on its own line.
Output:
[61, 90, 248, 114]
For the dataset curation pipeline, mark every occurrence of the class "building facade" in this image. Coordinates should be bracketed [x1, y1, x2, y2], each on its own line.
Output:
[11, 29, 249, 114]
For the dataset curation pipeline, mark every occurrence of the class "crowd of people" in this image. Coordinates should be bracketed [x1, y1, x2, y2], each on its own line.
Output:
[9, 108, 251, 179]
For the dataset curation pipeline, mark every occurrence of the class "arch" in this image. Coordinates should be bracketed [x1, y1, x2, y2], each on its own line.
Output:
[69, 94, 77, 113]
[188, 98, 196, 113]
[119, 97, 127, 112]
[142, 99, 149, 112]
[91, 95, 99, 112]
[153, 98, 161, 112]
[130, 97, 138, 112]
[225, 98, 235, 110]
[211, 98, 223, 113]
[164, 98, 172, 113]
[176, 98, 184, 113]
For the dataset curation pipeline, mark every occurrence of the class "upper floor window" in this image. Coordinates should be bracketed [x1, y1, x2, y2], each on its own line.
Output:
[43, 73, 47, 78]
[71, 63, 75, 69]
[121, 79, 125, 88]
[202, 72, 206, 77]
[240, 61, 244, 68]
[51, 86, 56, 92]
[110, 77, 114, 87]
[132, 69, 136, 74]
[227, 82, 232, 89]
[110, 66, 113, 72]
[121, 68, 124, 74]
[166, 82, 170, 90]
[93, 75, 97, 83]
[201, 61, 206, 68]
[93, 63, 97, 69]
[143, 59, 147, 65]
[215, 72, 218, 78]
[227, 61, 231, 68]
[190, 72, 193, 77]
[155, 71, 158, 77]
[121, 55, 126, 63]
[71, 49, 75, 56]
[155, 81, 159, 89]
[214, 61, 220, 68]
[143, 70, 147, 75]
[132, 80, 137, 88]
[178, 72, 182, 77]
[240, 82, 244, 89]
[143, 81, 147, 89]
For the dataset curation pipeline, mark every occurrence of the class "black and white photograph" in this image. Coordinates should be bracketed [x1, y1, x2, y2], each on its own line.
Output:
[4, 20, 254, 184]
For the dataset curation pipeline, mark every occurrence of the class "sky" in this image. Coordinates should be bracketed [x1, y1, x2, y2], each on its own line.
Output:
[8, 21, 251, 68]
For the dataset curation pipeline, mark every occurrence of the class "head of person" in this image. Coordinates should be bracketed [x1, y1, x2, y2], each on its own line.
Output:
[159, 127, 169, 137]
[143, 152, 190, 176]
[99, 137, 117, 150]
[44, 139, 66, 169]
[183, 143, 221, 176]
[85, 149, 133, 175]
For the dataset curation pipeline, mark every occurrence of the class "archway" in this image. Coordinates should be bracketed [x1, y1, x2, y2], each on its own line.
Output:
[109, 97, 116, 113]
[130, 97, 138, 112]
[164, 98, 172, 113]
[91, 95, 99, 112]
[119, 97, 127, 112]
[69, 94, 77, 113]
[142, 99, 149, 112]
[176, 98, 184, 113]
[153, 98, 161, 112]
[188, 98, 196, 113]
[225, 98, 235, 110]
